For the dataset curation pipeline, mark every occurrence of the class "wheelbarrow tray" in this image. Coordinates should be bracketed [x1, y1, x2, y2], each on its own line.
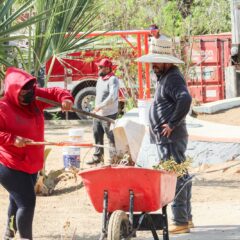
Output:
[79, 166, 177, 213]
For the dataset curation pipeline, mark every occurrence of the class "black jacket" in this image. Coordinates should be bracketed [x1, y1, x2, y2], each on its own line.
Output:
[149, 65, 192, 144]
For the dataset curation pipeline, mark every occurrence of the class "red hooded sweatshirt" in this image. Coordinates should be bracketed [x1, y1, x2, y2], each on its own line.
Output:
[0, 67, 74, 174]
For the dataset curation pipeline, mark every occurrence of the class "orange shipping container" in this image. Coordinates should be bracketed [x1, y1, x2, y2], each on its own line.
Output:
[184, 34, 231, 103]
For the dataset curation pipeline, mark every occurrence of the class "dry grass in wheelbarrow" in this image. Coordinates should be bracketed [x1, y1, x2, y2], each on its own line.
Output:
[35, 148, 82, 196]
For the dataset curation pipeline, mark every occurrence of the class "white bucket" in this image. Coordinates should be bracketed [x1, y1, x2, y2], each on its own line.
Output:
[62, 128, 84, 169]
[68, 128, 84, 142]
[137, 99, 152, 125]
[63, 146, 80, 169]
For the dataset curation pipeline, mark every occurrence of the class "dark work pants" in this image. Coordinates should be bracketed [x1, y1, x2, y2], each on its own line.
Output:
[93, 113, 117, 160]
[0, 164, 37, 240]
[156, 138, 192, 225]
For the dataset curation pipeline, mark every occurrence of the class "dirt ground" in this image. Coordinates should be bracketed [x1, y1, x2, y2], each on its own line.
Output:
[195, 106, 240, 126]
[0, 122, 240, 240]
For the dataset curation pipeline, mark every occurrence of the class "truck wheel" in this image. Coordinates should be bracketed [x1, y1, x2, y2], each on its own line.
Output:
[74, 87, 96, 119]
[107, 210, 130, 240]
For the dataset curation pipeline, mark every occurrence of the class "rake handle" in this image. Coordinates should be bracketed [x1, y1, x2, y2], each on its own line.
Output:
[26, 141, 111, 149]
[26, 141, 93, 146]
[36, 96, 115, 124]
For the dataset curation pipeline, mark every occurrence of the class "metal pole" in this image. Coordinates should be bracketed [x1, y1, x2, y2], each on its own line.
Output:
[199, 39, 204, 102]
[137, 34, 143, 99]
[231, 0, 240, 46]
[144, 34, 151, 99]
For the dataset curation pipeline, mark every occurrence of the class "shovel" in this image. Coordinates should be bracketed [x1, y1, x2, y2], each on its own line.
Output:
[36, 96, 115, 124]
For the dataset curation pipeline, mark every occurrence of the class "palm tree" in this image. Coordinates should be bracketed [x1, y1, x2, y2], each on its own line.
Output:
[0, 0, 49, 79]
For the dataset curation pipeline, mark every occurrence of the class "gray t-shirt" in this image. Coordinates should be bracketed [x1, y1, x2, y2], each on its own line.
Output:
[95, 75, 119, 116]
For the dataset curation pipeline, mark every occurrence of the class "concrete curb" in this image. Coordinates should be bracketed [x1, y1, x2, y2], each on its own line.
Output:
[189, 135, 240, 143]
[44, 120, 92, 129]
[192, 97, 240, 114]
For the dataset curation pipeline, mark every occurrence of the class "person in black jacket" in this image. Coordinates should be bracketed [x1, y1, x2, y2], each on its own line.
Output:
[137, 53, 193, 234]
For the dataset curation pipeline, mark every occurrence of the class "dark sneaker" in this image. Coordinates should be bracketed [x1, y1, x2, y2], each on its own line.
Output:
[4, 228, 16, 240]
[86, 156, 103, 165]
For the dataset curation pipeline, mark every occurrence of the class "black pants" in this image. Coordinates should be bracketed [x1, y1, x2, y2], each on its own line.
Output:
[0, 164, 37, 240]
[156, 138, 192, 225]
[93, 113, 117, 160]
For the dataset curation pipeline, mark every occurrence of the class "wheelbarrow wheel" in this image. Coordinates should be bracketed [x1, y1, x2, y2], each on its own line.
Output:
[107, 210, 130, 240]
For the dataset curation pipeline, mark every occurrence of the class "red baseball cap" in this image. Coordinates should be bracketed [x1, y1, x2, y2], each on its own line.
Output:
[96, 58, 113, 68]
[149, 24, 159, 30]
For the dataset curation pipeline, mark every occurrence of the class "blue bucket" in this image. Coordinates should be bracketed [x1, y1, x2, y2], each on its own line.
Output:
[63, 146, 80, 169]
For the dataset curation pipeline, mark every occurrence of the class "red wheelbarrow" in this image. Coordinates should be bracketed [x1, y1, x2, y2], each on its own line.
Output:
[79, 166, 177, 240]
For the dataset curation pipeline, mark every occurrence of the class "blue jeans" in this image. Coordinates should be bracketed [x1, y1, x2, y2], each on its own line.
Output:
[156, 138, 192, 225]
[0, 164, 37, 240]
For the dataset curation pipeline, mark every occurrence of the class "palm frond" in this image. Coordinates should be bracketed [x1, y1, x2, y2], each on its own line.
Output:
[0, 0, 33, 29]
[0, 34, 27, 43]
[1, 9, 50, 36]
[0, 0, 49, 79]
[32, 0, 104, 84]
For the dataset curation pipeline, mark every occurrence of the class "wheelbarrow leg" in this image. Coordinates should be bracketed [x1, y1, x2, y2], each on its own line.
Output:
[129, 190, 134, 232]
[162, 205, 169, 240]
[146, 214, 160, 240]
[127, 190, 137, 238]
[99, 190, 108, 240]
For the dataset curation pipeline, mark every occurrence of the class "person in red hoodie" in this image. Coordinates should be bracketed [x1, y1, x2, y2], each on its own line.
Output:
[0, 67, 74, 240]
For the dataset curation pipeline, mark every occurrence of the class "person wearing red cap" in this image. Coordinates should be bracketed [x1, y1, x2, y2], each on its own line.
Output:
[148, 24, 172, 86]
[86, 58, 119, 165]
[149, 24, 170, 54]
[149, 24, 169, 41]
[0, 67, 73, 239]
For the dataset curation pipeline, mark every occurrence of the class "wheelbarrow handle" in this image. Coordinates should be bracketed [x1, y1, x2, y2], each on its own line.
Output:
[36, 96, 115, 124]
